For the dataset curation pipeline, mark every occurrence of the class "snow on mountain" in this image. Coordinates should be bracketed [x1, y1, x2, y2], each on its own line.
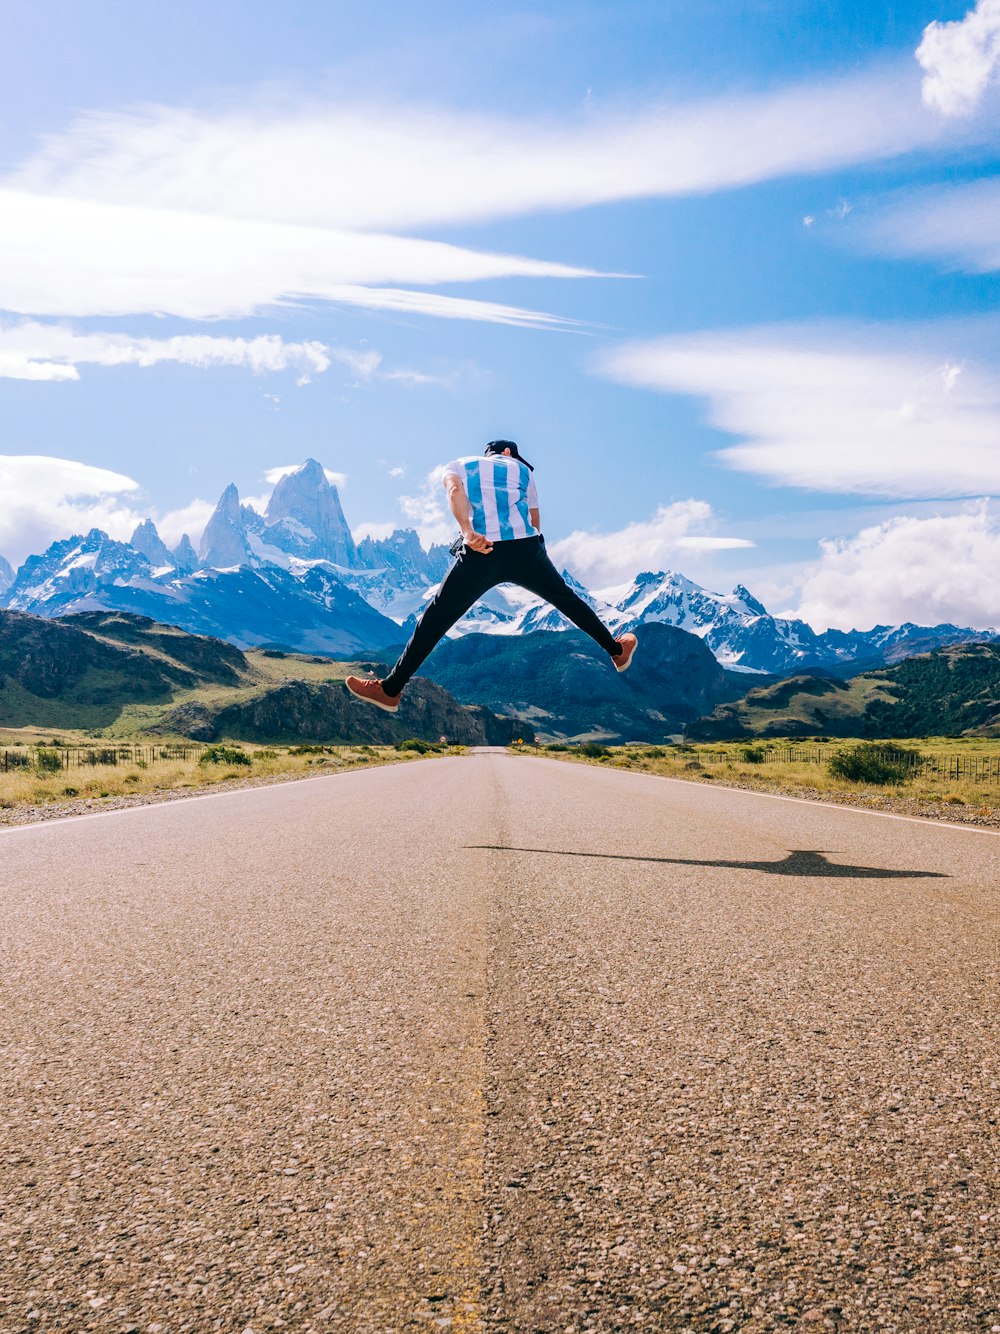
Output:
[6, 527, 400, 656]
[0, 553, 13, 599]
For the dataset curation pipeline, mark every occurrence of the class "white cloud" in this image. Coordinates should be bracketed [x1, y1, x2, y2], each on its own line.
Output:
[387, 465, 406, 479]
[398, 466, 454, 546]
[599, 323, 1000, 499]
[155, 499, 214, 550]
[795, 501, 1000, 630]
[0, 455, 144, 565]
[0, 320, 330, 381]
[353, 520, 396, 542]
[866, 176, 1000, 272]
[9, 69, 976, 235]
[548, 500, 753, 588]
[918, 0, 1000, 115]
[0, 187, 596, 326]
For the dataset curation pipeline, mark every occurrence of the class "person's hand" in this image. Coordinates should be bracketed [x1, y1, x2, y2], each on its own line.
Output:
[463, 528, 493, 554]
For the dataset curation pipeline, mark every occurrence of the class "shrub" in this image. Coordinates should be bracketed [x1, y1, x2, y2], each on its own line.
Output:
[577, 742, 610, 759]
[85, 748, 119, 766]
[741, 746, 767, 764]
[828, 744, 923, 786]
[545, 743, 569, 752]
[36, 749, 63, 773]
[3, 751, 30, 769]
[644, 747, 666, 759]
[290, 744, 330, 755]
[199, 745, 252, 767]
[396, 738, 439, 753]
[256, 749, 278, 760]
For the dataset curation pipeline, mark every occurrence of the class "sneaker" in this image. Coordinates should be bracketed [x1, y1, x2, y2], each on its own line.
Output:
[345, 675, 401, 713]
[612, 632, 638, 673]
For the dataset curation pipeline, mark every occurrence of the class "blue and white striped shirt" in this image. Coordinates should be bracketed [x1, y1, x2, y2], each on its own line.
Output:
[443, 455, 540, 543]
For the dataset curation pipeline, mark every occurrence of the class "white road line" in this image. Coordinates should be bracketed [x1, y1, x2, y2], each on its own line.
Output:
[529, 756, 1000, 837]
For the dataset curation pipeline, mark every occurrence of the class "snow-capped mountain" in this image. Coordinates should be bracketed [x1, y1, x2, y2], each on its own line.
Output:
[4, 528, 400, 656]
[2, 457, 994, 674]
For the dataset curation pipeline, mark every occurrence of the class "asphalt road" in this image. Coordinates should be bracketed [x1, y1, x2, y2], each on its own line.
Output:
[1, 754, 998, 1333]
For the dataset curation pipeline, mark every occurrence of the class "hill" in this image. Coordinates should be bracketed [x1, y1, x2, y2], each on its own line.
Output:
[0, 609, 527, 746]
[421, 622, 745, 742]
[686, 642, 1000, 740]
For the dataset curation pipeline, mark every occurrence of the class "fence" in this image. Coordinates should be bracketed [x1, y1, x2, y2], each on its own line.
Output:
[1, 745, 197, 773]
[696, 747, 1000, 783]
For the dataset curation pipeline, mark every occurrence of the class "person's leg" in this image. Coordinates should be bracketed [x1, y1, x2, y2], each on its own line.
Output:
[381, 551, 497, 695]
[512, 540, 622, 656]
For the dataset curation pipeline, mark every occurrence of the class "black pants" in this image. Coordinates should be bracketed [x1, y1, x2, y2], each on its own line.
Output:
[382, 535, 620, 694]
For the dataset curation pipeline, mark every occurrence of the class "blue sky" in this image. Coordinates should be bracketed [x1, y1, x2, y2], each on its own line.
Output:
[2, 0, 1000, 629]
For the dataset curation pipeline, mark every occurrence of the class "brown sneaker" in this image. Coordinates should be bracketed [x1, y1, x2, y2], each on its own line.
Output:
[612, 632, 638, 673]
[345, 675, 401, 713]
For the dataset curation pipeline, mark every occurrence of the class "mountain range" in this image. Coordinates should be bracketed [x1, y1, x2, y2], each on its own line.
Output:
[0, 608, 528, 746]
[2, 458, 995, 677]
[687, 642, 1000, 740]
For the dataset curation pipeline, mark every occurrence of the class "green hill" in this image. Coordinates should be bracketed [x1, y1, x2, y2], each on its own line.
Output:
[687, 642, 1000, 740]
[0, 609, 527, 746]
[422, 623, 746, 742]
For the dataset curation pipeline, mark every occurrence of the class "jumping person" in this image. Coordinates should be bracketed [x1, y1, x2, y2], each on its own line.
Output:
[345, 440, 637, 713]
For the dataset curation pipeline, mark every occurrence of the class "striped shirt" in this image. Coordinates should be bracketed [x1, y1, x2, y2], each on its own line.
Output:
[443, 455, 540, 543]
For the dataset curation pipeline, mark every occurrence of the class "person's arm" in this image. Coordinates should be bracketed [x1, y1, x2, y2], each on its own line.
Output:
[527, 473, 540, 535]
[444, 472, 493, 553]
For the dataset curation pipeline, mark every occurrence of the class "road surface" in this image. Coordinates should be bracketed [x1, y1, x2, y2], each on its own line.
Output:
[1, 753, 998, 1332]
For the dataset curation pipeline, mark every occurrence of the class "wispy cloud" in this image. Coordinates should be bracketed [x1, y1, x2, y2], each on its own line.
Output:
[864, 176, 1000, 272]
[0, 320, 331, 382]
[599, 322, 1000, 499]
[398, 466, 453, 546]
[548, 500, 753, 588]
[0, 188, 598, 326]
[918, 0, 1000, 116]
[10, 68, 979, 234]
[794, 501, 1000, 631]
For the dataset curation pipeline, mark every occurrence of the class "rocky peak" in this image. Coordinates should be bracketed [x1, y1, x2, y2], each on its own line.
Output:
[0, 553, 13, 598]
[172, 534, 199, 574]
[130, 519, 175, 569]
[200, 483, 253, 568]
[730, 584, 768, 617]
[264, 459, 358, 567]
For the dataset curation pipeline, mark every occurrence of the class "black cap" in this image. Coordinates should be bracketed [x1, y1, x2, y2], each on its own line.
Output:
[484, 439, 534, 471]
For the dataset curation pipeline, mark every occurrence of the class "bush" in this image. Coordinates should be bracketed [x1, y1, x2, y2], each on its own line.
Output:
[3, 751, 30, 769]
[36, 749, 63, 773]
[395, 738, 442, 753]
[545, 743, 569, 752]
[256, 749, 278, 760]
[644, 747, 666, 759]
[199, 745, 252, 767]
[85, 748, 119, 766]
[828, 744, 923, 786]
[577, 742, 610, 759]
[290, 744, 330, 755]
[741, 746, 767, 764]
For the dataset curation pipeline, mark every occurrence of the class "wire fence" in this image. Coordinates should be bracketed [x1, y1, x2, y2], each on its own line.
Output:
[697, 747, 1000, 783]
[1, 745, 198, 773]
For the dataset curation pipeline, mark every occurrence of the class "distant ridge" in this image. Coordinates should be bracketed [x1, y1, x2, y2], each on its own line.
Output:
[2, 458, 994, 677]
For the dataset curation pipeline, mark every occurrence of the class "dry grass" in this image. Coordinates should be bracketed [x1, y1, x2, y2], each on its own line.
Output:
[0, 742, 440, 813]
[524, 738, 1000, 825]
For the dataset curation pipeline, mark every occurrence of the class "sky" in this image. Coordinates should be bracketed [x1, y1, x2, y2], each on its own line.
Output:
[2, 0, 1000, 630]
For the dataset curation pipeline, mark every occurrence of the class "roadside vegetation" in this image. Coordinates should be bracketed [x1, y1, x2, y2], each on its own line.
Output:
[518, 735, 1000, 827]
[0, 729, 461, 820]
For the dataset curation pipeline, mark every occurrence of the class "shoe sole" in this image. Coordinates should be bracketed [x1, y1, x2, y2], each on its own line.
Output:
[345, 682, 400, 713]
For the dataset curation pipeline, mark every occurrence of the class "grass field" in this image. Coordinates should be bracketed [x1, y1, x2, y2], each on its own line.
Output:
[0, 730, 454, 816]
[524, 736, 1000, 824]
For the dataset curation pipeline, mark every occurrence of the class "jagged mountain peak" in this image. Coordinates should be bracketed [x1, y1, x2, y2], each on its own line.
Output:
[130, 518, 175, 569]
[0, 552, 14, 598]
[264, 459, 357, 567]
[200, 483, 251, 567]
